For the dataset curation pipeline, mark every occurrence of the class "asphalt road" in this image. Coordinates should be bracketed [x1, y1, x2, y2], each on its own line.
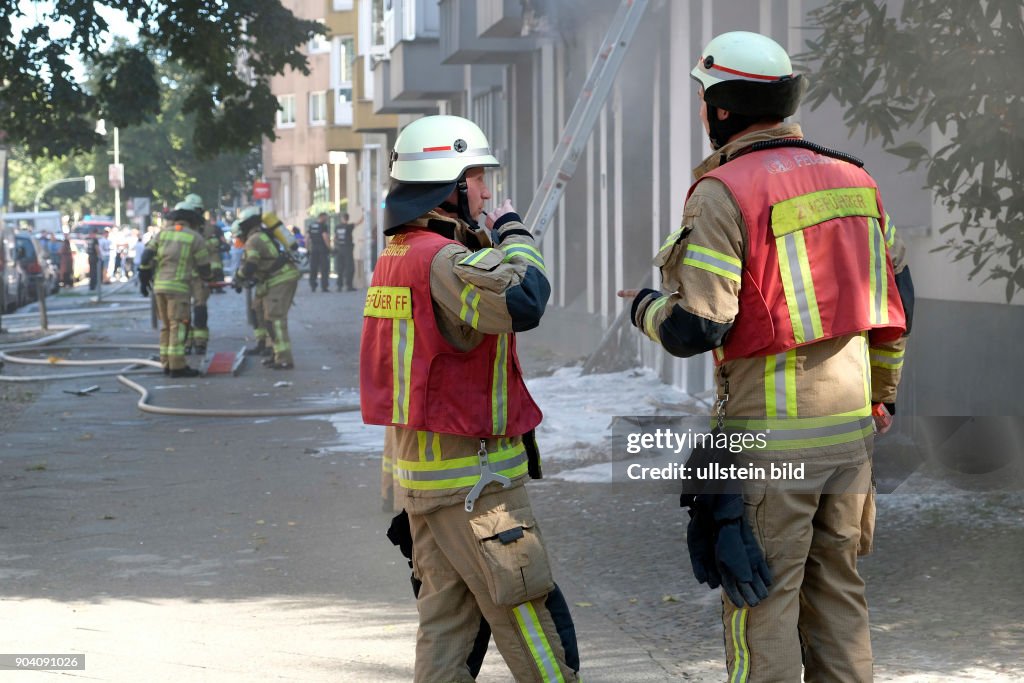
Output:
[0, 277, 1021, 681]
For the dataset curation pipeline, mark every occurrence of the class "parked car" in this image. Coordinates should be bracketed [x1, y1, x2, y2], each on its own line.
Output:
[15, 232, 58, 300]
[71, 215, 115, 237]
[1, 224, 26, 312]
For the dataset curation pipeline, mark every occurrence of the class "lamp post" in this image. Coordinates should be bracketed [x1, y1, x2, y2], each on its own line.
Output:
[96, 119, 123, 228]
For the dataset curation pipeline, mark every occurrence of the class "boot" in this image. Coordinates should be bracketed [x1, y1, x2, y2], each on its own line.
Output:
[261, 356, 276, 367]
[271, 361, 294, 370]
[193, 345, 207, 356]
[169, 366, 200, 378]
[245, 340, 266, 356]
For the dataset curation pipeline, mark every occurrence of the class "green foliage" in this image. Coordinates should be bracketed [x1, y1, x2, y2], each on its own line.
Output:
[0, 1, 322, 159]
[9, 57, 260, 219]
[798, 0, 1024, 301]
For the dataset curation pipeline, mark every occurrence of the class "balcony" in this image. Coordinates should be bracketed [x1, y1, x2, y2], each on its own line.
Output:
[477, 0, 525, 38]
[439, 0, 536, 65]
[389, 39, 463, 100]
[352, 57, 400, 133]
[370, 57, 439, 115]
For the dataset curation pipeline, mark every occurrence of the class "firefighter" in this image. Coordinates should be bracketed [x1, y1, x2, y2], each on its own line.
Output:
[230, 220, 273, 357]
[236, 207, 300, 370]
[138, 202, 212, 377]
[181, 193, 224, 355]
[360, 115, 579, 682]
[621, 31, 914, 682]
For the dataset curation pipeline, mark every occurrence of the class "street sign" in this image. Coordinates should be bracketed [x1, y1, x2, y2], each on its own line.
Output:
[108, 163, 124, 189]
[132, 197, 150, 217]
[252, 181, 271, 200]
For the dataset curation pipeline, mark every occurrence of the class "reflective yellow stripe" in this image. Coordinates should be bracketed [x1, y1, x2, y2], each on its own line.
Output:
[870, 346, 905, 369]
[771, 187, 880, 235]
[643, 296, 670, 342]
[764, 349, 797, 418]
[884, 212, 897, 249]
[867, 217, 888, 325]
[459, 248, 496, 267]
[514, 602, 565, 683]
[365, 286, 413, 319]
[729, 608, 750, 683]
[459, 284, 481, 329]
[777, 231, 823, 344]
[416, 431, 442, 462]
[860, 333, 872, 412]
[682, 244, 742, 282]
[713, 347, 726, 362]
[395, 443, 528, 489]
[491, 334, 509, 436]
[391, 319, 414, 424]
[503, 244, 547, 271]
[659, 226, 687, 253]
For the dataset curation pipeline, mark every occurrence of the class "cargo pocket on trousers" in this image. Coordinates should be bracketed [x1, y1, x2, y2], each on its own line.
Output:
[858, 481, 877, 557]
[743, 481, 769, 559]
[470, 507, 554, 606]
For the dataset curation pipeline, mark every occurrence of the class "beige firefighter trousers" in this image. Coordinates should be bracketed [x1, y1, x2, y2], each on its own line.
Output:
[723, 453, 875, 683]
[155, 293, 191, 370]
[408, 484, 578, 683]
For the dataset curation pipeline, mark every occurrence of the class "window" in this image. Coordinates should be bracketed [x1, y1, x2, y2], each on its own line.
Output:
[276, 94, 296, 127]
[309, 91, 327, 125]
[339, 36, 355, 85]
[332, 0, 354, 10]
[308, 19, 330, 54]
[333, 36, 355, 125]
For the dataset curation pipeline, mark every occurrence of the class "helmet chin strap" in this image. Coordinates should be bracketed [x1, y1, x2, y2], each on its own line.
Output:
[439, 177, 477, 227]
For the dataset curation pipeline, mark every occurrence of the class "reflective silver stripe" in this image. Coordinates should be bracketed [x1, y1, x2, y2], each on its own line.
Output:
[395, 147, 493, 161]
[460, 286, 481, 328]
[514, 602, 564, 683]
[395, 451, 528, 482]
[492, 334, 508, 435]
[758, 416, 873, 441]
[683, 246, 742, 280]
[871, 217, 886, 323]
[783, 233, 816, 341]
[393, 319, 413, 424]
[870, 352, 904, 367]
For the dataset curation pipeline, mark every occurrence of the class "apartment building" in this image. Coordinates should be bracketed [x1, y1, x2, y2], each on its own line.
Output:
[264, 0, 1019, 414]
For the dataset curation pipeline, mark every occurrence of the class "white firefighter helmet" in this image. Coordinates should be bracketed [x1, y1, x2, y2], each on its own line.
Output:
[389, 115, 499, 184]
[690, 31, 805, 147]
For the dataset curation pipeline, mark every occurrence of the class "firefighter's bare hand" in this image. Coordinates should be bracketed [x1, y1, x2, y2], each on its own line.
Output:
[485, 199, 516, 229]
[617, 289, 640, 298]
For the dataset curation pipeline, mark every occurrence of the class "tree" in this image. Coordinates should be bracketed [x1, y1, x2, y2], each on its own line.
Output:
[10, 57, 260, 221]
[798, 0, 1024, 301]
[0, 1, 322, 159]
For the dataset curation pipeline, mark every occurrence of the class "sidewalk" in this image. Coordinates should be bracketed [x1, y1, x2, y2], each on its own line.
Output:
[0, 278, 674, 681]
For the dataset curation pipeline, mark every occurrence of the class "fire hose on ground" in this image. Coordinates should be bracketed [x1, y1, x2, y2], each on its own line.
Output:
[0, 310, 360, 418]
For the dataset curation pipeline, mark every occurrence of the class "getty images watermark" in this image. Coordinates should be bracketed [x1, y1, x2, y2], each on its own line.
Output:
[609, 416, 1024, 495]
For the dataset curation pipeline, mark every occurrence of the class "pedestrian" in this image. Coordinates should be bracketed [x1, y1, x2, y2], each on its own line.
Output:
[332, 211, 362, 291]
[98, 228, 111, 283]
[306, 212, 331, 292]
[235, 207, 300, 370]
[360, 114, 579, 682]
[58, 237, 74, 288]
[291, 226, 305, 248]
[620, 32, 914, 682]
[86, 230, 100, 290]
[138, 202, 212, 377]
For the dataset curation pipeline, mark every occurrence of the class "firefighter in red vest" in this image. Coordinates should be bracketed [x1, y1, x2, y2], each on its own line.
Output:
[621, 32, 914, 682]
[360, 115, 579, 682]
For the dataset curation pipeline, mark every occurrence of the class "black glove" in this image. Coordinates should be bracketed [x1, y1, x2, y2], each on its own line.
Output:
[233, 280, 243, 294]
[685, 493, 771, 607]
[138, 269, 152, 297]
[706, 494, 772, 607]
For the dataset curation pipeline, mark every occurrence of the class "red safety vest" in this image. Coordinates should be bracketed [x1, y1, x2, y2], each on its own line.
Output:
[690, 143, 906, 363]
[359, 228, 542, 438]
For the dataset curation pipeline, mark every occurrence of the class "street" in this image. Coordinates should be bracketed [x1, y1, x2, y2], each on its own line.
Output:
[0, 280, 1021, 681]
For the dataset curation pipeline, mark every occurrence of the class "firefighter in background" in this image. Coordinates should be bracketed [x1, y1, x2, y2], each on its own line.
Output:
[622, 32, 914, 681]
[139, 202, 212, 378]
[360, 115, 579, 682]
[231, 220, 273, 358]
[181, 193, 224, 355]
[236, 207, 301, 370]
